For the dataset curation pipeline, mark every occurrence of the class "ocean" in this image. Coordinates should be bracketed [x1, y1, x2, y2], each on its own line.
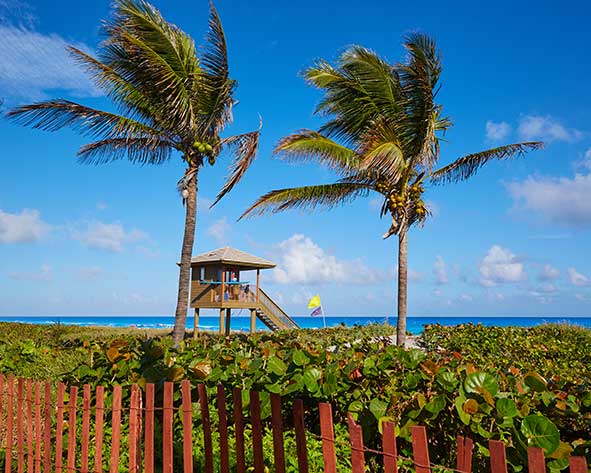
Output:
[0, 315, 589, 335]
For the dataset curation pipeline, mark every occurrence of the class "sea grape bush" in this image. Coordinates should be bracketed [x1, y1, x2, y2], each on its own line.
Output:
[62, 324, 591, 471]
[0, 322, 589, 471]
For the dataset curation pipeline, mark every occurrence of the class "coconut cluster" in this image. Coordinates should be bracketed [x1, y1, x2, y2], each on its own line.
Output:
[192, 140, 216, 165]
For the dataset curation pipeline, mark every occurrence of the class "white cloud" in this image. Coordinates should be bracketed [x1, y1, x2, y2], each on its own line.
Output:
[73, 220, 148, 253]
[8, 264, 52, 281]
[479, 245, 526, 287]
[96, 202, 108, 211]
[0, 24, 97, 101]
[539, 283, 557, 293]
[207, 218, 230, 245]
[0, 208, 51, 243]
[539, 264, 560, 281]
[273, 234, 382, 285]
[568, 267, 590, 287]
[575, 293, 591, 302]
[517, 115, 583, 143]
[433, 256, 448, 284]
[459, 293, 473, 302]
[76, 266, 103, 282]
[486, 121, 511, 141]
[506, 173, 591, 227]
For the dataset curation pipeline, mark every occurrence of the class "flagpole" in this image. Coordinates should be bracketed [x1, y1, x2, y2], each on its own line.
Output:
[321, 304, 326, 329]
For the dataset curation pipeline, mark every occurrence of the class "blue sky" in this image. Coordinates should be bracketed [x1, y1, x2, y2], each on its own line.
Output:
[1, 0, 591, 317]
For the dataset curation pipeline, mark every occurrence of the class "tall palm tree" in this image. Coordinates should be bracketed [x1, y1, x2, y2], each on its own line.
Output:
[7, 0, 260, 346]
[241, 34, 542, 346]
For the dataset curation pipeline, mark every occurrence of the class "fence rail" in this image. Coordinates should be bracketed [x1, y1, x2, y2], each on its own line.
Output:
[0, 374, 588, 473]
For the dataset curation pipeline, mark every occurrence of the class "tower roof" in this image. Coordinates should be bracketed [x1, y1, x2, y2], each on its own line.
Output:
[190, 247, 276, 269]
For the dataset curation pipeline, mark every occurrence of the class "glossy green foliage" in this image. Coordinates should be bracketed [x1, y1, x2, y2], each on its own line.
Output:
[0, 322, 589, 471]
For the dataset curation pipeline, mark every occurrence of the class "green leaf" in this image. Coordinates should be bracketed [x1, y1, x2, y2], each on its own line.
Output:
[464, 372, 499, 397]
[292, 350, 309, 366]
[348, 400, 364, 413]
[425, 395, 446, 416]
[369, 398, 388, 421]
[524, 372, 548, 392]
[303, 367, 322, 393]
[520, 415, 560, 455]
[267, 356, 287, 376]
[496, 398, 518, 418]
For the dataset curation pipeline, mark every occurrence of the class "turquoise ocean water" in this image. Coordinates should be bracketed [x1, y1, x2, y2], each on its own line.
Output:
[0, 315, 590, 335]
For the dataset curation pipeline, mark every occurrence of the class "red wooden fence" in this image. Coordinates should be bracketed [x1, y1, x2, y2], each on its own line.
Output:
[0, 373, 588, 472]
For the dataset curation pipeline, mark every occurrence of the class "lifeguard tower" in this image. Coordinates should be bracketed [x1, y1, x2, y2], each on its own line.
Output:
[189, 247, 299, 335]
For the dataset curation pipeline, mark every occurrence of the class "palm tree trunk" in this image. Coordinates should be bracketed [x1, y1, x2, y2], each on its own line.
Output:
[172, 170, 198, 346]
[396, 229, 408, 346]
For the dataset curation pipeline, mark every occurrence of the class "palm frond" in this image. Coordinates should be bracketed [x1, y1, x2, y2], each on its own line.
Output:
[359, 141, 405, 183]
[7, 100, 165, 140]
[212, 129, 260, 206]
[306, 47, 401, 144]
[430, 142, 544, 185]
[104, 0, 199, 132]
[397, 33, 448, 169]
[78, 137, 172, 165]
[196, 1, 234, 136]
[274, 130, 359, 171]
[239, 182, 371, 219]
[68, 46, 162, 127]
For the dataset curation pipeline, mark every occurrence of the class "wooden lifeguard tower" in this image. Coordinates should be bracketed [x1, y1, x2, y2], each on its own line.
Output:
[189, 247, 299, 335]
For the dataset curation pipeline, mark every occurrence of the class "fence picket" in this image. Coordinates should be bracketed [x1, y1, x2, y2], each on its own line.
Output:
[527, 447, 545, 473]
[26, 380, 34, 473]
[456, 436, 473, 473]
[110, 385, 122, 473]
[569, 456, 588, 473]
[181, 381, 193, 473]
[271, 394, 286, 473]
[129, 385, 140, 473]
[16, 379, 24, 473]
[411, 425, 431, 473]
[34, 382, 42, 473]
[382, 421, 398, 473]
[197, 384, 214, 473]
[319, 403, 337, 473]
[292, 399, 309, 473]
[347, 413, 365, 473]
[216, 385, 230, 473]
[55, 383, 65, 473]
[93, 386, 105, 473]
[162, 382, 173, 473]
[232, 387, 246, 473]
[66, 386, 78, 473]
[5, 375, 14, 473]
[489, 440, 508, 473]
[42, 382, 51, 473]
[250, 390, 264, 473]
[144, 383, 155, 473]
[80, 385, 91, 473]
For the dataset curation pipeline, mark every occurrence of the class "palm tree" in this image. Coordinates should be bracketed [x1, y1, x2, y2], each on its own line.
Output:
[241, 34, 542, 346]
[7, 0, 260, 346]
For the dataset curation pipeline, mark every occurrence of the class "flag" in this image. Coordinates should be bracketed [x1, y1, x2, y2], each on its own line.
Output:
[307, 294, 321, 309]
[310, 306, 323, 317]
